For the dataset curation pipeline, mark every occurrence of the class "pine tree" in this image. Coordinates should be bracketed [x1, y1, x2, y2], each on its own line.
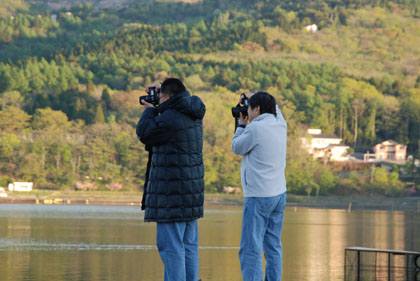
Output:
[94, 104, 105, 123]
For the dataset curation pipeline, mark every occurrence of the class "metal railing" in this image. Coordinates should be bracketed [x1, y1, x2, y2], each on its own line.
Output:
[345, 247, 420, 281]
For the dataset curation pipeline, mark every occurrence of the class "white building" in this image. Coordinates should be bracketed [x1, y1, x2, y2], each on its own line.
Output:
[327, 144, 351, 161]
[305, 24, 318, 33]
[0, 187, 7, 198]
[8, 182, 33, 192]
[301, 129, 350, 161]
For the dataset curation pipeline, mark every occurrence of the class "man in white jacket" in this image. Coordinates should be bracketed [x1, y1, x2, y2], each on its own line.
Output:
[232, 92, 287, 281]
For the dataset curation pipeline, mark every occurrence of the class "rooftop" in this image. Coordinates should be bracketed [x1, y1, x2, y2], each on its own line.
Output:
[311, 134, 341, 139]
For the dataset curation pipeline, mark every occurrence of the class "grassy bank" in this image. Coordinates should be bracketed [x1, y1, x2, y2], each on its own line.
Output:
[0, 190, 142, 205]
[1, 190, 420, 212]
[285, 194, 420, 212]
[205, 193, 420, 212]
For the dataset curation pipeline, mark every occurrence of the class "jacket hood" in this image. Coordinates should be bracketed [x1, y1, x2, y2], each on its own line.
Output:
[253, 113, 275, 122]
[157, 91, 206, 120]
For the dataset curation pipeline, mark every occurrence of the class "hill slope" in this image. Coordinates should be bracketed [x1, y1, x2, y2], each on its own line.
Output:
[0, 0, 28, 18]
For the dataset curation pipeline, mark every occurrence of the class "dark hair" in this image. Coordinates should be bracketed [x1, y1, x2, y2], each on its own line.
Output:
[249, 92, 277, 116]
[160, 78, 186, 96]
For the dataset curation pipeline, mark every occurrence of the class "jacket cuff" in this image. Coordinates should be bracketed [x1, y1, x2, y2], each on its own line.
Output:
[234, 126, 245, 134]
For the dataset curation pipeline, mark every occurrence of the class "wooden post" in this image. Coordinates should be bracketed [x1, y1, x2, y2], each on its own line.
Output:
[388, 252, 391, 281]
[357, 250, 361, 281]
[370, 164, 375, 183]
[344, 249, 347, 280]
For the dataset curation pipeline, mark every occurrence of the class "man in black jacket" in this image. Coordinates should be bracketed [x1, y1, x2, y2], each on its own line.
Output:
[136, 78, 205, 281]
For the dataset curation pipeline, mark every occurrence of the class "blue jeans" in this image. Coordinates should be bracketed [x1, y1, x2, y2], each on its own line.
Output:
[239, 193, 287, 281]
[156, 220, 199, 281]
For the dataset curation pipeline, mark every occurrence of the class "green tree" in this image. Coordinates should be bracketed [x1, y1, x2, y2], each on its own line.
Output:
[32, 107, 70, 132]
[0, 132, 21, 162]
[0, 91, 24, 108]
[101, 88, 112, 110]
[317, 168, 338, 195]
[0, 106, 31, 132]
[341, 78, 382, 148]
[94, 104, 105, 123]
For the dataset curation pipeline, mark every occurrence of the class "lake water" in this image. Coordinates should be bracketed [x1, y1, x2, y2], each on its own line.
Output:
[0, 204, 419, 281]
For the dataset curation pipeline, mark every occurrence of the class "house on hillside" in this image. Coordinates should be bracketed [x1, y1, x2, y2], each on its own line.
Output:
[301, 129, 350, 161]
[364, 140, 406, 163]
[305, 24, 318, 32]
[8, 182, 33, 192]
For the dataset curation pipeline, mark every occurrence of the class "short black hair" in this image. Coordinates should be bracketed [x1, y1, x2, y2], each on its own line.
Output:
[249, 92, 277, 117]
[160, 78, 186, 96]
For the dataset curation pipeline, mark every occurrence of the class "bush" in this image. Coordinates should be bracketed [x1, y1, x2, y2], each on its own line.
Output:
[0, 177, 13, 187]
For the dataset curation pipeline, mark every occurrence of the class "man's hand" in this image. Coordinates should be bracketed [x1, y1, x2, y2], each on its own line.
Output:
[238, 112, 248, 126]
[146, 82, 162, 93]
[236, 92, 253, 126]
[245, 93, 254, 99]
[140, 100, 155, 109]
[140, 82, 162, 108]
[238, 92, 254, 104]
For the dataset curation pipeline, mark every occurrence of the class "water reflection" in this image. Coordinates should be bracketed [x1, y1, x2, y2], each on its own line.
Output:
[0, 204, 419, 281]
[283, 209, 349, 280]
[283, 209, 420, 281]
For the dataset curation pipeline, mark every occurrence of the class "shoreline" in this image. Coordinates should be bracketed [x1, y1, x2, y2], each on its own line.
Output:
[1, 191, 420, 212]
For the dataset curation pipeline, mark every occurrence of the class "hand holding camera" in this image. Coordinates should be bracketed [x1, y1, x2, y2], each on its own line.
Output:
[232, 93, 250, 125]
[231, 93, 249, 118]
[139, 83, 162, 107]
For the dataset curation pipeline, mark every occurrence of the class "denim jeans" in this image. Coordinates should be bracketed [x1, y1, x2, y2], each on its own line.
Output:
[239, 193, 287, 281]
[156, 220, 199, 281]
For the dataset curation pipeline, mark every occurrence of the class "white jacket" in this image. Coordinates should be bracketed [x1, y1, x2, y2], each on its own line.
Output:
[232, 106, 287, 197]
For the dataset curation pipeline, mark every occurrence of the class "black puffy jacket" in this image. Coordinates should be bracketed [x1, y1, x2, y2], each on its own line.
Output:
[136, 91, 206, 223]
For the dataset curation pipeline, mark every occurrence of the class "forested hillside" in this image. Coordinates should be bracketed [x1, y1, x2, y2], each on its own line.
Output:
[0, 0, 419, 196]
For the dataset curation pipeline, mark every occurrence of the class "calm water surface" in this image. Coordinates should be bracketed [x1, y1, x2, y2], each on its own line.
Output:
[0, 204, 419, 281]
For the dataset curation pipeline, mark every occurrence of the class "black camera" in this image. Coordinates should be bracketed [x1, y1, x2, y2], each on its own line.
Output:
[231, 95, 249, 118]
[139, 87, 160, 106]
